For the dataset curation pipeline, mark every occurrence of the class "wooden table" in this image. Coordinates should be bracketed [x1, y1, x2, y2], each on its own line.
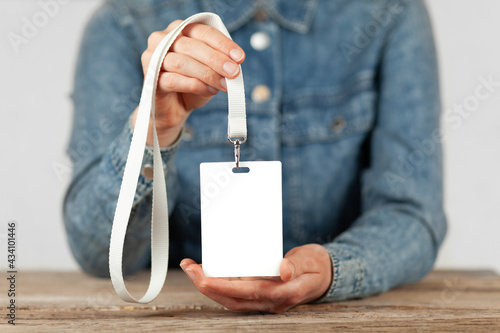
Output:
[2, 270, 500, 332]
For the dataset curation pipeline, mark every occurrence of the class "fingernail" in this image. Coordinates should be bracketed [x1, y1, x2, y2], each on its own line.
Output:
[185, 268, 197, 283]
[220, 78, 227, 91]
[288, 263, 295, 279]
[179, 261, 188, 270]
[229, 49, 244, 62]
[223, 62, 239, 76]
[207, 86, 218, 94]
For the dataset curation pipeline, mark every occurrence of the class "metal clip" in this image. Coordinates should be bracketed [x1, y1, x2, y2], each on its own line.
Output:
[234, 140, 241, 169]
[228, 136, 247, 169]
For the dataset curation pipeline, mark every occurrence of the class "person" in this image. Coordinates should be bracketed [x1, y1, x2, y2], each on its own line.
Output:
[64, 0, 447, 313]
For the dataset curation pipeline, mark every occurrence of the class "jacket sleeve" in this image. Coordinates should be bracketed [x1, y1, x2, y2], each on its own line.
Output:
[63, 4, 180, 277]
[320, 0, 447, 301]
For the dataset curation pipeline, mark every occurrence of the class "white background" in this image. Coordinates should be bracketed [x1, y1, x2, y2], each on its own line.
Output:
[0, 0, 499, 272]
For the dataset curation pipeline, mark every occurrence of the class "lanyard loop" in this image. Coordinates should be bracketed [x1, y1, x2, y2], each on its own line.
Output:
[109, 12, 247, 303]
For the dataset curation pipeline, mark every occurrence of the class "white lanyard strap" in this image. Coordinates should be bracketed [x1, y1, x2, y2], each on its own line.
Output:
[109, 12, 246, 303]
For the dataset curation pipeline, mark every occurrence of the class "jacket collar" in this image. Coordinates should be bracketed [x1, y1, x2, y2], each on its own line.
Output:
[200, 0, 318, 33]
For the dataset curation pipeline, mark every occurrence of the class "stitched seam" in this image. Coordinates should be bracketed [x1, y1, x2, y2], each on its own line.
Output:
[329, 254, 340, 298]
[353, 257, 365, 296]
[283, 71, 375, 105]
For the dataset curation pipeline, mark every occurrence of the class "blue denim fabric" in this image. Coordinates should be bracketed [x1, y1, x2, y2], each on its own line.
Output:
[64, 0, 447, 302]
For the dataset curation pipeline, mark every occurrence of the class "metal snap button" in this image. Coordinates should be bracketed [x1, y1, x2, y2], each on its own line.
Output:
[331, 117, 347, 133]
[251, 85, 271, 103]
[250, 31, 271, 51]
[141, 163, 166, 180]
[141, 164, 154, 181]
[183, 125, 194, 141]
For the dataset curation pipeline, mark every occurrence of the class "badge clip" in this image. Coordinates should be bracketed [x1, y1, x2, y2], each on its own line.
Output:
[228, 137, 247, 169]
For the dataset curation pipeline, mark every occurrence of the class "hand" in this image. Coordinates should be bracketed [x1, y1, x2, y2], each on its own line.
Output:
[180, 244, 333, 313]
[132, 20, 245, 147]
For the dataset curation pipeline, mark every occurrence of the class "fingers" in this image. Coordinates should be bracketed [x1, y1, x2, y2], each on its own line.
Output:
[181, 23, 245, 63]
[203, 276, 284, 301]
[180, 258, 197, 267]
[180, 259, 289, 313]
[157, 72, 218, 96]
[161, 53, 224, 92]
[170, 35, 242, 78]
[137, 20, 244, 147]
[180, 259, 296, 301]
[164, 21, 245, 65]
[142, 30, 168, 76]
[142, 22, 245, 96]
[199, 288, 281, 313]
[179, 249, 329, 313]
[165, 19, 183, 34]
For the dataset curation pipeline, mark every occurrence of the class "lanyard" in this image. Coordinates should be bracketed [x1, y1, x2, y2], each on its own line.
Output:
[109, 12, 246, 303]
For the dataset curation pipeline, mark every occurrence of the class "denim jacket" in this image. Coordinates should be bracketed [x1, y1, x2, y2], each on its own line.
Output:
[64, 0, 447, 302]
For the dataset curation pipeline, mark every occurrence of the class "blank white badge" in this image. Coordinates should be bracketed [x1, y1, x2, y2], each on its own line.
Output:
[200, 161, 283, 277]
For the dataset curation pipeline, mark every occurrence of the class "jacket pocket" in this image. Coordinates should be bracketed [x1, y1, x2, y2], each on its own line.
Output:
[281, 71, 376, 146]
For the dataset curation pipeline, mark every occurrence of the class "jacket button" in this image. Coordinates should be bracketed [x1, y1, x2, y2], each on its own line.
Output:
[183, 125, 194, 141]
[250, 31, 271, 51]
[251, 85, 271, 103]
[141, 163, 167, 180]
[141, 164, 154, 181]
[331, 117, 347, 133]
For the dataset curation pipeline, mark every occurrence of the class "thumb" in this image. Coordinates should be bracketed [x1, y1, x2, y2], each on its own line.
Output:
[279, 246, 320, 282]
[280, 257, 295, 282]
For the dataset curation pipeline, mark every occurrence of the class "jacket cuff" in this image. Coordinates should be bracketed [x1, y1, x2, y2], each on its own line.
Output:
[107, 115, 183, 204]
[315, 244, 366, 303]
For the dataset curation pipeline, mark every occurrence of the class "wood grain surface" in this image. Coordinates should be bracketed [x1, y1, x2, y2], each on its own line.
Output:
[1, 270, 499, 332]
